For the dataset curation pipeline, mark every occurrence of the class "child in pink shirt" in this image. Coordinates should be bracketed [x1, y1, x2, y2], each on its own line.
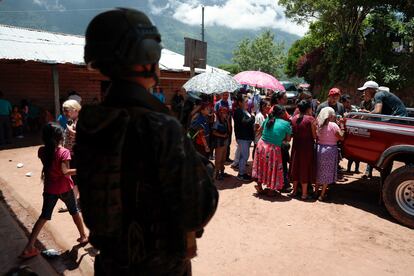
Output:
[20, 123, 88, 259]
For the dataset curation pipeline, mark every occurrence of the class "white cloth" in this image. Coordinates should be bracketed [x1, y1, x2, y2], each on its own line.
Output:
[254, 111, 265, 144]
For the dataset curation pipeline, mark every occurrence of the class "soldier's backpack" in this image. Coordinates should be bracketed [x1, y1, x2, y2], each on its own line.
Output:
[74, 105, 133, 246]
[75, 104, 215, 252]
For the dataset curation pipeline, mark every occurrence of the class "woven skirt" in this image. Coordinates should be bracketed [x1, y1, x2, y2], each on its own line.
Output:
[316, 144, 338, 185]
[252, 139, 284, 191]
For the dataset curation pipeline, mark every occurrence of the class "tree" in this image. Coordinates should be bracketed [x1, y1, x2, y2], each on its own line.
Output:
[285, 34, 321, 77]
[232, 30, 286, 78]
[281, 0, 414, 91]
[218, 63, 241, 75]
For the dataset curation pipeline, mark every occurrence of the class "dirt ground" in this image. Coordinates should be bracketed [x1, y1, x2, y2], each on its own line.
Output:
[0, 143, 413, 276]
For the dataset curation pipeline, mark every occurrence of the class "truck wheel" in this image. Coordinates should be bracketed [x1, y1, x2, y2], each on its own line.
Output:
[383, 165, 414, 228]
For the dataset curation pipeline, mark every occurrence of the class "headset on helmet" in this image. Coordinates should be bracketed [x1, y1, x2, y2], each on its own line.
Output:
[84, 8, 162, 81]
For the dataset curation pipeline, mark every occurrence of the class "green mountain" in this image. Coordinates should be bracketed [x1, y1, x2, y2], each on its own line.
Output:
[0, 0, 300, 66]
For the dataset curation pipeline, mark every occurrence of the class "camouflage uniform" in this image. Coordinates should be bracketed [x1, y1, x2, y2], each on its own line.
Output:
[75, 80, 218, 275]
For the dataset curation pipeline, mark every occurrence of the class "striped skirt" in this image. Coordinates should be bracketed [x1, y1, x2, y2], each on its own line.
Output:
[252, 139, 284, 191]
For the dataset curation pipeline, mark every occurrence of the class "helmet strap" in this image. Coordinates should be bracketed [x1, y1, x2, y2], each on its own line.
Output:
[122, 64, 159, 85]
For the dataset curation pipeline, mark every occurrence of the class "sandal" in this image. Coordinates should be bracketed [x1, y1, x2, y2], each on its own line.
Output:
[254, 185, 265, 194]
[301, 195, 312, 201]
[77, 237, 89, 245]
[266, 190, 278, 197]
[318, 195, 327, 201]
[19, 248, 39, 259]
[288, 192, 297, 198]
[58, 207, 68, 213]
[221, 172, 231, 178]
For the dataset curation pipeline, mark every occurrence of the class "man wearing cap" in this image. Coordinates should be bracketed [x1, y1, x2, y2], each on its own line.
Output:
[316, 88, 345, 117]
[358, 81, 407, 116]
[75, 8, 218, 275]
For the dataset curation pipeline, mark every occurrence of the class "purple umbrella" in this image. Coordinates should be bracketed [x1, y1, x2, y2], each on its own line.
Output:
[234, 71, 285, 91]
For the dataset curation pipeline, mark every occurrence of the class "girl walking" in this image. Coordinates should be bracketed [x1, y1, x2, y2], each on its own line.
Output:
[315, 107, 344, 201]
[20, 123, 87, 259]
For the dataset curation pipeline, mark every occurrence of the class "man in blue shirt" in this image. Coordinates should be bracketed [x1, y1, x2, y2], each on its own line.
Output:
[358, 81, 407, 116]
[0, 91, 12, 145]
[153, 85, 166, 103]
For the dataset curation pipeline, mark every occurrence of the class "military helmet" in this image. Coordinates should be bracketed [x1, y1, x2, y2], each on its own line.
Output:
[84, 8, 162, 77]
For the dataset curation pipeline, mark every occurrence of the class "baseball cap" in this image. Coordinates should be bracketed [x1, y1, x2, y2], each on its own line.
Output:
[358, 81, 379, 91]
[328, 87, 341, 97]
[378, 86, 390, 92]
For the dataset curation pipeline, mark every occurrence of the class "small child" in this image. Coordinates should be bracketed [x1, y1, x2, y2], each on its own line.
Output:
[212, 106, 230, 180]
[10, 106, 24, 138]
[19, 123, 88, 259]
[189, 103, 211, 158]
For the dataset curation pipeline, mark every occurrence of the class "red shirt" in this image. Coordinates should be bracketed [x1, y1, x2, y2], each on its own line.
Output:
[38, 146, 74, 194]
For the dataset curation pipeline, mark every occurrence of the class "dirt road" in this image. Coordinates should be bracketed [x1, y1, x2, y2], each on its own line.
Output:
[1, 145, 413, 276]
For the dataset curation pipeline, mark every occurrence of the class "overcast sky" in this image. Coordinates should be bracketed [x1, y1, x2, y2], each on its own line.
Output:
[149, 0, 309, 36]
[28, 0, 309, 37]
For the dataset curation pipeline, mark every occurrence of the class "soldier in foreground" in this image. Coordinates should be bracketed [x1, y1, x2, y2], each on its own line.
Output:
[75, 8, 218, 275]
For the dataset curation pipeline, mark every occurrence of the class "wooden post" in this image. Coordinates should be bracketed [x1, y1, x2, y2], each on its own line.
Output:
[190, 65, 195, 78]
[52, 65, 60, 119]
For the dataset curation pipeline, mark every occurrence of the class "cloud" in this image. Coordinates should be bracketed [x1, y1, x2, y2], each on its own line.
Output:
[150, 0, 308, 36]
[32, 0, 65, 10]
[148, 0, 171, 15]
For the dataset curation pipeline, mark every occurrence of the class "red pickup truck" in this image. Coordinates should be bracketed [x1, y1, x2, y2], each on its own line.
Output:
[343, 111, 414, 228]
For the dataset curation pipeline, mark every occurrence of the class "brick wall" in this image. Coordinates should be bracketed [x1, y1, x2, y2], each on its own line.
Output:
[0, 60, 193, 115]
[57, 63, 106, 105]
[0, 60, 106, 115]
[0, 61, 53, 110]
[159, 70, 191, 104]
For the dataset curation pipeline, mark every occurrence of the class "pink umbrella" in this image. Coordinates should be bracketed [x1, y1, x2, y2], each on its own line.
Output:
[234, 71, 285, 91]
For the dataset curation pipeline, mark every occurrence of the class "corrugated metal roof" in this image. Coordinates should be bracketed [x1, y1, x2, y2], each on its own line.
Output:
[0, 24, 227, 74]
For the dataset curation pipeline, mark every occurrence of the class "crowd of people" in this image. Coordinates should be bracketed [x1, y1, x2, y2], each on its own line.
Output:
[0, 90, 77, 146]
[176, 79, 408, 201]
[0, 91, 52, 145]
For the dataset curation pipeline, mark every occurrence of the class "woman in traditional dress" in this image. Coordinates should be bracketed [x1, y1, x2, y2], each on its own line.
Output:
[315, 107, 344, 201]
[289, 100, 317, 200]
[252, 105, 292, 196]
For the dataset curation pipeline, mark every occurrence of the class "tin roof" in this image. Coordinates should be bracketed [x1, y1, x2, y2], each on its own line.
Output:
[0, 24, 226, 73]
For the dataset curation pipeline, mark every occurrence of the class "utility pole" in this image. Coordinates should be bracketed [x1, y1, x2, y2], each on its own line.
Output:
[201, 6, 205, 42]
